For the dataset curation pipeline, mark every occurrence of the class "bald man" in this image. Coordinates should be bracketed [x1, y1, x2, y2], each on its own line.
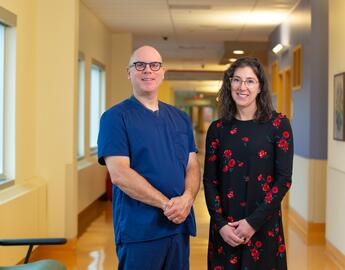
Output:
[97, 46, 200, 270]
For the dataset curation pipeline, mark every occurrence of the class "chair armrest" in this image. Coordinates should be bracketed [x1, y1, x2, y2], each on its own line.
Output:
[0, 238, 67, 246]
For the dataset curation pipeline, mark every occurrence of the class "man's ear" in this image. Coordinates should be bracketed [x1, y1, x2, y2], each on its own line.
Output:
[127, 67, 131, 79]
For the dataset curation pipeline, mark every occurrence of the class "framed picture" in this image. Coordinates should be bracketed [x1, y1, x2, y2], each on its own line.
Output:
[334, 72, 345, 141]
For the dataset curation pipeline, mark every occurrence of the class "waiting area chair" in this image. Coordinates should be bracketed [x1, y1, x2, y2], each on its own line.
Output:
[0, 238, 67, 270]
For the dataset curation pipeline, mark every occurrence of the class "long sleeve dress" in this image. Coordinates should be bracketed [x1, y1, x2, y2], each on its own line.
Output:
[203, 112, 293, 270]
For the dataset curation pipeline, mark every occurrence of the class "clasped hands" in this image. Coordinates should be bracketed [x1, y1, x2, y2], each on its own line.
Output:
[163, 193, 193, 224]
[219, 219, 255, 247]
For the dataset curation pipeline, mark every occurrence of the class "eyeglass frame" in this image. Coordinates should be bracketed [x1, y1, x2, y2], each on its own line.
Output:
[229, 76, 259, 89]
[129, 61, 163, 71]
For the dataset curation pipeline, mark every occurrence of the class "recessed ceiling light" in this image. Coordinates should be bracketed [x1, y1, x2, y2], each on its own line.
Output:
[229, 58, 237, 62]
[233, 50, 244, 55]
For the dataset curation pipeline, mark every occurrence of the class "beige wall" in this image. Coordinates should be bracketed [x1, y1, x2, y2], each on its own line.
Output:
[327, 0, 345, 255]
[0, 0, 79, 264]
[158, 81, 175, 105]
[110, 33, 133, 106]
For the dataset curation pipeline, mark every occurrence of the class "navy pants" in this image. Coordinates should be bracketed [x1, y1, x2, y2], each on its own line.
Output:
[116, 233, 190, 270]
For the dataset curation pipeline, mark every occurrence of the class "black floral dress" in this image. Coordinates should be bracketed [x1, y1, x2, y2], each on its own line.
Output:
[203, 112, 293, 270]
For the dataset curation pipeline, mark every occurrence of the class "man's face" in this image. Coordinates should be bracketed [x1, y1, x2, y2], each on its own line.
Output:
[127, 47, 165, 96]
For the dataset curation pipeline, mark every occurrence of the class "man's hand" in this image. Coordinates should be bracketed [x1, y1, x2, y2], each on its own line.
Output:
[229, 219, 256, 244]
[163, 192, 194, 224]
[219, 224, 245, 247]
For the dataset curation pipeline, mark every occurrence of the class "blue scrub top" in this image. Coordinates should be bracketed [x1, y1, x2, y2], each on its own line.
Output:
[98, 96, 197, 244]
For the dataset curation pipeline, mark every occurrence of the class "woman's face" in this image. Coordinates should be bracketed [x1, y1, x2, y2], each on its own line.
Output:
[230, 66, 261, 110]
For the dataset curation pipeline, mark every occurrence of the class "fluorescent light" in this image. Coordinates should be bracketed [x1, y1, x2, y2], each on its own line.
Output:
[272, 43, 288, 55]
[229, 58, 237, 62]
[233, 50, 244, 55]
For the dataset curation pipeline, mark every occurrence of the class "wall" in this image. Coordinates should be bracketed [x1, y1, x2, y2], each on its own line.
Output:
[0, 0, 79, 264]
[327, 0, 345, 255]
[158, 81, 175, 105]
[269, 0, 328, 224]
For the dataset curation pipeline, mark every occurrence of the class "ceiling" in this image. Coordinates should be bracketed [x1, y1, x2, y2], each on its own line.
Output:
[81, 0, 300, 93]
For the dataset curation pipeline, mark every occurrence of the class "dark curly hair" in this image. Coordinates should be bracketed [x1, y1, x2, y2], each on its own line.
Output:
[218, 57, 273, 122]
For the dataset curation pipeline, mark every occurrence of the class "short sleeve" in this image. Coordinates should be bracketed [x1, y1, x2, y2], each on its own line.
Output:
[97, 109, 129, 165]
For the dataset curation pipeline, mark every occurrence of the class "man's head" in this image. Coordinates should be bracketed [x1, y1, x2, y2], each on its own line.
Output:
[127, 46, 165, 96]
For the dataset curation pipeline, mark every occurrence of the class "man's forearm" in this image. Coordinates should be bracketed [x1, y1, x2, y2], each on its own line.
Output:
[105, 156, 169, 210]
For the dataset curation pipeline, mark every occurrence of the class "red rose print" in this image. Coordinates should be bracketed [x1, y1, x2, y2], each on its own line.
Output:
[217, 246, 223, 254]
[272, 186, 279, 193]
[268, 231, 274, 237]
[238, 161, 244, 167]
[223, 149, 232, 158]
[278, 113, 284, 118]
[265, 192, 273, 204]
[278, 235, 282, 243]
[262, 183, 269, 192]
[283, 131, 290, 138]
[227, 216, 234, 223]
[251, 248, 260, 261]
[258, 149, 267, 158]
[229, 256, 238, 264]
[216, 208, 222, 214]
[245, 176, 250, 182]
[286, 181, 291, 188]
[209, 154, 217, 161]
[227, 191, 235, 199]
[255, 241, 262, 248]
[216, 121, 223, 128]
[213, 266, 222, 270]
[230, 128, 238, 135]
[242, 137, 249, 142]
[228, 159, 236, 168]
[267, 175, 272, 183]
[275, 227, 279, 233]
[257, 174, 263, 181]
[278, 244, 285, 253]
[273, 118, 281, 127]
[222, 165, 229, 172]
[278, 139, 288, 151]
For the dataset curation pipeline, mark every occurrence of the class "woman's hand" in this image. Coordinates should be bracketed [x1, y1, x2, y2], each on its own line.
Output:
[229, 219, 256, 244]
[219, 224, 246, 247]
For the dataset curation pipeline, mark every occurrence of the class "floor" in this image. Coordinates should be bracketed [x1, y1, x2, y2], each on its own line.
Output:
[30, 131, 343, 269]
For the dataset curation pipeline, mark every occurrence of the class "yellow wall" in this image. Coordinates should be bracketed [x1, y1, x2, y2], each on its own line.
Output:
[110, 33, 133, 106]
[158, 81, 175, 105]
[0, 0, 79, 264]
[326, 0, 345, 255]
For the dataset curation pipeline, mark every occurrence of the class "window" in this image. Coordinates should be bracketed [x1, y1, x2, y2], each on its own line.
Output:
[89, 63, 105, 153]
[77, 56, 85, 159]
[0, 7, 16, 187]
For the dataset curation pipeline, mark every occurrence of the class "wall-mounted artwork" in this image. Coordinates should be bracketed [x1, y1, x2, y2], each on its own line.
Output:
[334, 72, 345, 141]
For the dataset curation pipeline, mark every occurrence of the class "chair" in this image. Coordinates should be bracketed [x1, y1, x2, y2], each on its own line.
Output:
[0, 238, 67, 270]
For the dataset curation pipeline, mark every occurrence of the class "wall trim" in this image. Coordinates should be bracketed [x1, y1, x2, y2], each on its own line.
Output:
[326, 241, 345, 269]
[287, 207, 325, 244]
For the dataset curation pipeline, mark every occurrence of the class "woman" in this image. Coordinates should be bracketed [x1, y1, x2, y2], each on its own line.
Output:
[203, 57, 293, 269]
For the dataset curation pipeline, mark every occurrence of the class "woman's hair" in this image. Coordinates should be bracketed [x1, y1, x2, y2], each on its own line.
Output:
[218, 57, 274, 122]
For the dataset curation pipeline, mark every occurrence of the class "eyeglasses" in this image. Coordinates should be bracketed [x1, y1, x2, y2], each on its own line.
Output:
[230, 76, 258, 89]
[129, 61, 163, 71]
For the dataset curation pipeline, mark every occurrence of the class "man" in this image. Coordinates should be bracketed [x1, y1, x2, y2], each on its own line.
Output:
[97, 45, 200, 270]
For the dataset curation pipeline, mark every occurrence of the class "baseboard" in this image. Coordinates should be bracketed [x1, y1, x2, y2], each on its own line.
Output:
[286, 207, 325, 245]
[78, 193, 108, 236]
[326, 241, 345, 269]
